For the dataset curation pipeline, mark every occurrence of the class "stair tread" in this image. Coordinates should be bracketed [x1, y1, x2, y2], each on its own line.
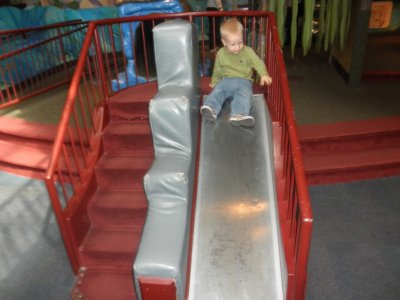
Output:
[72, 268, 136, 300]
[88, 188, 147, 228]
[110, 81, 157, 103]
[0, 139, 51, 170]
[0, 116, 57, 142]
[304, 145, 400, 172]
[97, 153, 153, 169]
[81, 227, 142, 254]
[104, 119, 151, 135]
[299, 116, 400, 142]
[90, 188, 147, 210]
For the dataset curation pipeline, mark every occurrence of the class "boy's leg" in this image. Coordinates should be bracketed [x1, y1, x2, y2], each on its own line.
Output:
[230, 79, 253, 116]
[202, 79, 229, 118]
[229, 79, 254, 126]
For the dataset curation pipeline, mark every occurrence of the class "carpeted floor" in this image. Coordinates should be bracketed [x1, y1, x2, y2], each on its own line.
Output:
[285, 50, 400, 125]
[0, 172, 74, 300]
[306, 176, 400, 300]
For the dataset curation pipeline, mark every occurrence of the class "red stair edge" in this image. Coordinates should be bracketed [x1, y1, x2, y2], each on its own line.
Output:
[303, 146, 400, 172]
[298, 116, 400, 142]
[79, 226, 142, 253]
[109, 81, 158, 103]
[306, 164, 400, 185]
[79, 226, 142, 268]
[0, 117, 54, 178]
[0, 116, 57, 142]
[88, 188, 148, 210]
[72, 268, 137, 300]
[304, 146, 400, 185]
[103, 119, 152, 135]
[0, 139, 50, 170]
[0, 161, 45, 180]
[88, 189, 147, 228]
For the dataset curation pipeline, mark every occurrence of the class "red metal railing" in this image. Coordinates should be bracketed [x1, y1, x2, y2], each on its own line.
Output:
[0, 20, 88, 108]
[43, 11, 312, 300]
[264, 13, 313, 300]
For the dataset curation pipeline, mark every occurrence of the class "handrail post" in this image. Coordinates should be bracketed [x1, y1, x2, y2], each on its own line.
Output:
[44, 178, 80, 273]
[93, 27, 109, 103]
[294, 219, 313, 300]
[56, 27, 71, 80]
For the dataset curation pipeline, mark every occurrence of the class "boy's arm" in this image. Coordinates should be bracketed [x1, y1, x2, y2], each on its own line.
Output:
[247, 47, 272, 85]
[259, 74, 272, 86]
[211, 52, 223, 87]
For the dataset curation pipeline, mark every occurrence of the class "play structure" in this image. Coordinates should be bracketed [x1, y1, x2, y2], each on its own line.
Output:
[1, 7, 313, 300]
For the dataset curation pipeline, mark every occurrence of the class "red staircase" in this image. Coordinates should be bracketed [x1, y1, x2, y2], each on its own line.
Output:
[299, 116, 400, 185]
[71, 82, 157, 299]
[0, 117, 57, 179]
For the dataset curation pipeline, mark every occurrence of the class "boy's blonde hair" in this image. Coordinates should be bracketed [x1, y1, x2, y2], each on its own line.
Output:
[220, 18, 243, 40]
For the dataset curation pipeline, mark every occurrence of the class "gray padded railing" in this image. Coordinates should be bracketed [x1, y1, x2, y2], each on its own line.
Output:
[133, 20, 200, 300]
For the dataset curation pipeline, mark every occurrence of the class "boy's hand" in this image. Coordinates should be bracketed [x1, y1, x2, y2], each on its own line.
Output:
[259, 75, 272, 86]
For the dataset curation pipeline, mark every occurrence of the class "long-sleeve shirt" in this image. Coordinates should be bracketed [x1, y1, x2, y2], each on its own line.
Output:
[211, 45, 268, 87]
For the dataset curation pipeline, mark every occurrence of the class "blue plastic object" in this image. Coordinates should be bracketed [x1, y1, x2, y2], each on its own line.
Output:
[112, 0, 183, 91]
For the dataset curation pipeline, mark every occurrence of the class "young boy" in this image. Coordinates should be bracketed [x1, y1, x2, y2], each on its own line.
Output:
[200, 18, 272, 126]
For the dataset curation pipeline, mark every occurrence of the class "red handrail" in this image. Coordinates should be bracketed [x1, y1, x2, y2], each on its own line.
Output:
[267, 13, 313, 300]
[0, 19, 84, 35]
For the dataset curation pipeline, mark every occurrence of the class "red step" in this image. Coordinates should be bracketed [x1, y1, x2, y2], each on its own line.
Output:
[0, 117, 57, 178]
[72, 268, 137, 300]
[0, 116, 57, 142]
[102, 119, 153, 154]
[79, 227, 142, 268]
[73, 84, 158, 299]
[95, 153, 153, 188]
[304, 147, 400, 184]
[300, 116, 400, 154]
[299, 117, 400, 185]
[88, 188, 147, 227]
[0, 138, 51, 171]
[108, 81, 157, 120]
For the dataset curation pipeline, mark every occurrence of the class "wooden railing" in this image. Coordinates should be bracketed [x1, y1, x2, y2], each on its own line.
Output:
[0, 20, 88, 108]
[43, 11, 312, 300]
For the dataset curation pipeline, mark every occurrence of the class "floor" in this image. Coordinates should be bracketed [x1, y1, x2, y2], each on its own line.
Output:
[0, 172, 74, 300]
[285, 50, 400, 125]
[0, 48, 399, 299]
[306, 175, 400, 300]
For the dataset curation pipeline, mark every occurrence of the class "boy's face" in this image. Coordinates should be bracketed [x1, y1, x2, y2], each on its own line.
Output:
[222, 33, 243, 55]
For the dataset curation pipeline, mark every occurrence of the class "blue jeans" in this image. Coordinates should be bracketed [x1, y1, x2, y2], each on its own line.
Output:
[204, 78, 253, 117]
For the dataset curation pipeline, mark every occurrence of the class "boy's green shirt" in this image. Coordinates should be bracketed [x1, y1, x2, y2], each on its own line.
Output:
[211, 45, 267, 87]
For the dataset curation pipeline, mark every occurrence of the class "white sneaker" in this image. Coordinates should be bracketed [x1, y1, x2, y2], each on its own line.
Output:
[229, 114, 255, 126]
[200, 105, 217, 122]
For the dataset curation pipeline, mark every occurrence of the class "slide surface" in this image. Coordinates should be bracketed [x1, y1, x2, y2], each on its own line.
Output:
[189, 95, 287, 300]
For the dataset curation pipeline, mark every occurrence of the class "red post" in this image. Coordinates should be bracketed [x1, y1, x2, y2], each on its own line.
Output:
[139, 277, 177, 300]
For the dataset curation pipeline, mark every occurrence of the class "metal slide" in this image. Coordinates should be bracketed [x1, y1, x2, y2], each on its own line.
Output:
[189, 95, 287, 300]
